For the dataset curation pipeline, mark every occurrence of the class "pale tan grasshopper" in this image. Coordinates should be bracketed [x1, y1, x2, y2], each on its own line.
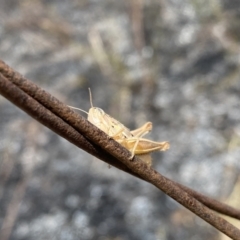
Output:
[70, 89, 169, 166]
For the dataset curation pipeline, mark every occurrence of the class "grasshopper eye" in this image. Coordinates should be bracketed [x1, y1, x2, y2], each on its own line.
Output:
[122, 133, 127, 138]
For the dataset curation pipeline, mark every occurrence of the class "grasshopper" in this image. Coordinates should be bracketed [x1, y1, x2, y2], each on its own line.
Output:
[70, 89, 169, 166]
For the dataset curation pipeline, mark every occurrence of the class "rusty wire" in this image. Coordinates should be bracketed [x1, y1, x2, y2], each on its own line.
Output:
[1, 60, 240, 220]
[0, 73, 138, 177]
[0, 60, 240, 239]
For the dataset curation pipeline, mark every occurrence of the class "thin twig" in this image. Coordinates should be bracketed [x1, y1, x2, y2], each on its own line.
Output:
[0, 175, 29, 240]
[0, 61, 240, 239]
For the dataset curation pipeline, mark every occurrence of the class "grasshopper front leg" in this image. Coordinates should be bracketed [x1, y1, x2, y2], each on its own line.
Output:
[130, 122, 152, 138]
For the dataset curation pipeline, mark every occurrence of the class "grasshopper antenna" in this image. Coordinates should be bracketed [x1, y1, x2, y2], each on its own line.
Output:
[88, 88, 94, 108]
[68, 88, 93, 115]
[68, 106, 88, 115]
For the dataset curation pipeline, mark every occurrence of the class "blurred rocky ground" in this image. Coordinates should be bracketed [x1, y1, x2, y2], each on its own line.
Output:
[0, 0, 240, 239]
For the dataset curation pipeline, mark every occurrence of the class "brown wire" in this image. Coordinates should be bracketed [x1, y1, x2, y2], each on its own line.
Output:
[0, 60, 240, 239]
[0, 73, 139, 177]
[1, 60, 240, 220]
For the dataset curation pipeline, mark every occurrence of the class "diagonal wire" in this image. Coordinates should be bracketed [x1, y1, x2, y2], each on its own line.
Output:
[0, 60, 240, 239]
[1, 60, 240, 220]
[0, 74, 138, 177]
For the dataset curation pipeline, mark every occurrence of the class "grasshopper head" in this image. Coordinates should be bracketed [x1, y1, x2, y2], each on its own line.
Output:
[87, 107, 129, 137]
[88, 107, 105, 123]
